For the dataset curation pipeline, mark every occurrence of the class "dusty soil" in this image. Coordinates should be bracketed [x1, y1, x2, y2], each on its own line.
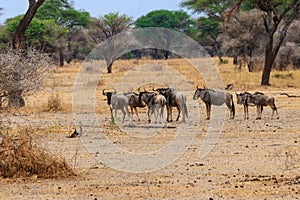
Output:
[0, 59, 300, 199]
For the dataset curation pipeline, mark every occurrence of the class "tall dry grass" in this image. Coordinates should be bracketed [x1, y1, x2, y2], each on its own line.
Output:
[20, 58, 300, 115]
[0, 126, 75, 178]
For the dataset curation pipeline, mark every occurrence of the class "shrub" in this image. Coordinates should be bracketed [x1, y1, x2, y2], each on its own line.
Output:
[47, 94, 63, 111]
[0, 127, 75, 178]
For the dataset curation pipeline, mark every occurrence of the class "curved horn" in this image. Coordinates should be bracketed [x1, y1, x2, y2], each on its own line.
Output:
[196, 85, 199, 89]
[102, 89, 107, 95]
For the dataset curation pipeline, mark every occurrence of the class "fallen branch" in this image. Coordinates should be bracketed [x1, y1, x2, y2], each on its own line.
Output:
[280, 93, 300, 98]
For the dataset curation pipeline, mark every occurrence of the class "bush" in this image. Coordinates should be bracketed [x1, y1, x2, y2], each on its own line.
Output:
[0, 127, 75, 178]
[47, 94, 63, 111]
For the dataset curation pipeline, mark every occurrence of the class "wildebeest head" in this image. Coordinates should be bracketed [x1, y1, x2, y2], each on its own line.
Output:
[236, 92, 246, 105]
[193, 85, 206, 100]
[103, 89, 116, 105]
[138, 91, 156, 105]
[236, 92, 252, 105]
[155, 87, 175, 97]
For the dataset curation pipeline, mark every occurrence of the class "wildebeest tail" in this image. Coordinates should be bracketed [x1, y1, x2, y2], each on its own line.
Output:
[231, 96, 235, 117]
[181, 95, 188, 119]
[272, 98, 277, 111]
[184, 101, 188, 118]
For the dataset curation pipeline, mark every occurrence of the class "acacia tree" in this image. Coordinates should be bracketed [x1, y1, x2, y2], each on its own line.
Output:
[180, 0, 242, 61]
[135, 10, 194, 59]
[89, 13, 132, 73]
[220, 9, 265, 71]
[250, 0, 300, 85]
[13, 0, 45, 49]
[276, 19, 300, 69]
[182, 0, 300, 85]
[35, 0, 90, 66]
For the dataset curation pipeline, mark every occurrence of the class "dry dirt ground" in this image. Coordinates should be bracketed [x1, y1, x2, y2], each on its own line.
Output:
[0, 59, 300, 199]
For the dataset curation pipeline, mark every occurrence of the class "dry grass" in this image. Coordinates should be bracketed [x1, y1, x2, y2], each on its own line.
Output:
[0, 126, 75, 179]
[20, 57, 300, 115]
[218, 57, 300, 91]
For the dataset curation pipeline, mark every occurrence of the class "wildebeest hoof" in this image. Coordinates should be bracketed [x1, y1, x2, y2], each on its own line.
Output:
[256, 117, 261, 120]
[206, 118, 210, 120]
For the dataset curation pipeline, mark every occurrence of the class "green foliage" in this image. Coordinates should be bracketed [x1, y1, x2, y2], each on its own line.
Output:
[89, 12, 132, 43]
[0, 16, 68, 50]
[196, 17, 220, 40]
[35, 0, 90, 29]
[135, 10, 194, 34]
[180, 0, 239, 19]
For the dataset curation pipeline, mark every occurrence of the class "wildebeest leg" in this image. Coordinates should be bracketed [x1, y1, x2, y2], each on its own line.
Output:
[125, 106, 131, 122]
[169, 106, 173, 122]
[134, 107, 140, 121]
[130, 106, 134, 120]
[226, 101, 234, 119]
[110, 106, 115, 123]
[256, 105, 262, 120]
[159, 105, 164, 123]
[153, 105, 158, 123]
[147, 106, 152, 123]
[176, 106, 181, 121]
[166, 105, 170, 122]
[270, 103, 279, 119]
[205, 103, 211, 120]
[244, 105, 249, 119]
[121, 108, 126, 123]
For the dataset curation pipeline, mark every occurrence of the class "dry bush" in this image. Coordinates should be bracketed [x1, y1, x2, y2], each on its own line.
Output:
[0, 49, 53, 107]
[0, 127, 75, 178]
[46, 94, 63, 112]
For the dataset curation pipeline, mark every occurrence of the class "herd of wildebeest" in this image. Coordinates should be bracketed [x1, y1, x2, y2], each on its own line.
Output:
[102, 85, 279, 123]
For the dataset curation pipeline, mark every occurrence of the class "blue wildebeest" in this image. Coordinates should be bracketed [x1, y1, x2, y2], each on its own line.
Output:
[236, 91, 252, 119]
[138, 91, 166, 123]
[237, 92, 278, 120]
[193, 86, 235, 120]
[103, 89, 130, 123]
[124, 92, 146, 121]
[155, 87, 188, 122]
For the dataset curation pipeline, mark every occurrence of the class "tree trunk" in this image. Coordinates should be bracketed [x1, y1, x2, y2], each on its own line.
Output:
[261, 35, 274, 85]
[107, 62, 113, 73]
[10, 0, 45, 107]
[214, 42, 223, 63]
[233, 55, 238, 65]
[258, 0, 300, 85]
[13, 0, 45, 49]
[59, 47, 64, 67]
[8, 91, 25, 108]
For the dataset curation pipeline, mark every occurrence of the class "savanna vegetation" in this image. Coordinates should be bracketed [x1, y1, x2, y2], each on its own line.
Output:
[0, 0, 299, 188]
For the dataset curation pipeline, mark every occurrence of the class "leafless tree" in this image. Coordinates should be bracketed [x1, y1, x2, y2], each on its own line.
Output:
[88, 13, 132, 73]
[0, 50, 52, 108]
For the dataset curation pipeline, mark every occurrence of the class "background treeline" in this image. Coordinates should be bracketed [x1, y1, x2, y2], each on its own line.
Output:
[0, 0, 299, 70]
